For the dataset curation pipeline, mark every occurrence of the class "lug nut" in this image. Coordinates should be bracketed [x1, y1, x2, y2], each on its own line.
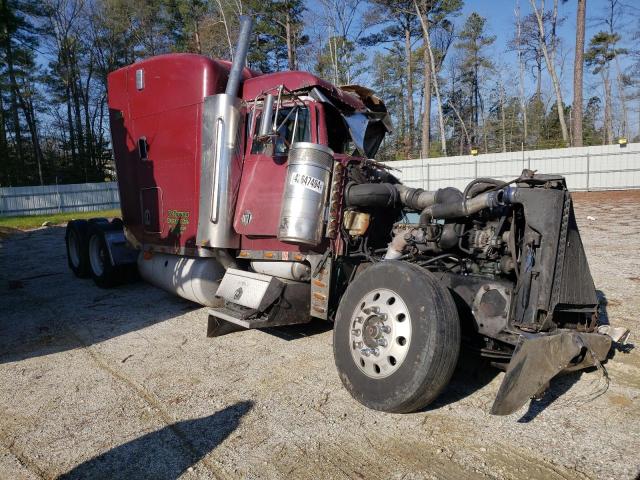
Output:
[372, 348, 380, 356]
[351, 329, 361, 336]
[380, 325, 391, 334]
[377, 338, 388, 347]
[360, 348, 371, 357]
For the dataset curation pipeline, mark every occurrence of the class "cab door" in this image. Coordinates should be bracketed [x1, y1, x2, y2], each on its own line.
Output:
[234, 103, 317, 237]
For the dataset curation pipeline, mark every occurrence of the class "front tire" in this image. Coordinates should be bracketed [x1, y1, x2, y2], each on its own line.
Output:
[333, 261, 460, 413]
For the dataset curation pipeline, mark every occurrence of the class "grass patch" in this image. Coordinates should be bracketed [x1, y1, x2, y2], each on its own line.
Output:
[0, 209, 122, 231]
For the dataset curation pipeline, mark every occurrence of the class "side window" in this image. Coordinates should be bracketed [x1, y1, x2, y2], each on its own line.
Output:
[251, 106, 310, 155]
[324, 105, 353, 154]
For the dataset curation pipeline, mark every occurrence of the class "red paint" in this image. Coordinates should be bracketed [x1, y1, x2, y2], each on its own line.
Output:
[242, 71, 364, 110]
[108, 54, 349, 256]
[108, 54, 258, 252]
[234, 104, 320, 238]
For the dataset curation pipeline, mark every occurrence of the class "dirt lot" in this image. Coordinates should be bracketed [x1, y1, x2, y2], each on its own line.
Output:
[1, 191, 639, 480]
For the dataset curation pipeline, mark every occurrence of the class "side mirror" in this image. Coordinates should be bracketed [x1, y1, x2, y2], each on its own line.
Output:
[258, 93, 275, 136]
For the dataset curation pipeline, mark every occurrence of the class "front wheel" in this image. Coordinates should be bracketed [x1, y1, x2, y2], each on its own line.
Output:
[333, 261, 460, 413]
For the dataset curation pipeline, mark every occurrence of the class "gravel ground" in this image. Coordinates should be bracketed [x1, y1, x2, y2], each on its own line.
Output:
[0, 191, 639, 480]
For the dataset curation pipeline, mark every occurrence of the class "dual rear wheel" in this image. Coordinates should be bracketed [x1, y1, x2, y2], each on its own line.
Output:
[333, 261, 461, 413]
[65, 219, 123, 288]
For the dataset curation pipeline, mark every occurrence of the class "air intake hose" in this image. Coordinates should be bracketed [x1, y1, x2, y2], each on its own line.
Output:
[345, 183, 452, 209]
[420, 187, 515, 224]
[345, 183, 401, 208]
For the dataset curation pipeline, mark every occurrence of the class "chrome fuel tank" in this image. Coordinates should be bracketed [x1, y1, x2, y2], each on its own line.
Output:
[278, 142, 333, 245]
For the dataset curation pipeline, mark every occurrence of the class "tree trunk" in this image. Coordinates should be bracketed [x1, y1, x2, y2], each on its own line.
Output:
[572, 0, 586, 147]
[473, 64, 479, 145]
[449, 101, 471, 147]
[63, 42, 86, 180]
[421, 42, 431, 158]
[194, 19, 202, 54]
[602, 70, 613, 144]
[215, 0, 234, 59]
[515, 6, 529, 145]
[0, 85, 9, 184]
[66, 85, 78, 168]
[285, 12, 295, 70]
[613, 56, 628, 138]
[414, 0, 447, 156]
[536, 59, 542, 102]
[1, 3, 25, 170]
[530, 0, 569, 144]
[18, 91, 44, 185]
[499, 81, 507, 152]
[404, 25, 414, 157]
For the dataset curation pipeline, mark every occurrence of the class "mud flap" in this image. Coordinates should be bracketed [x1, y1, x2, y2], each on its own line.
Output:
[490, 331, 612, 415]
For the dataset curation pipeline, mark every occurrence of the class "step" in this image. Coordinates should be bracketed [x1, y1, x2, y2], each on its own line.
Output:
[209, 279, 312, 331]
[216, 268, 284, 312]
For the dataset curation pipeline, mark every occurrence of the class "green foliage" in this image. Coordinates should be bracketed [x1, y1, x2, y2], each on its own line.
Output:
[246, 0, 307, 72]
[585, 31, 626, 75]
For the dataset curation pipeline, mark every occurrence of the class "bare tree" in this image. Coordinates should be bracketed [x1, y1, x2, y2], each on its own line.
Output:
[572, 0, 586, 146]
[513, 4, 529, 145]
[529, 0, 569, 144]
[602, 0, 629, 138]
[414, 0, 447, 156]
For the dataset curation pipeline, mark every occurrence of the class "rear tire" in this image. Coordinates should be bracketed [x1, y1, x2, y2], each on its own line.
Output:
[333, 261, 460, 413]
[65, 221, 89, 278]
[88, 229, 121, 288]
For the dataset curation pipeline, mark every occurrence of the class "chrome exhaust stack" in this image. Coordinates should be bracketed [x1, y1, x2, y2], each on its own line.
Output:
[197, 16, 253, 249]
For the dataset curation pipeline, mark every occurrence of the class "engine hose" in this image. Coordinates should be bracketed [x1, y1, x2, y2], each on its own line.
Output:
[463, 177, 506, 199]
[420, 187, 515, 224]
[344, 182, 400, 208]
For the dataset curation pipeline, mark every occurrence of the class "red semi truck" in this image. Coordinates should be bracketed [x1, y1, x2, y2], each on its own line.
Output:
[65, 17, 624, 415]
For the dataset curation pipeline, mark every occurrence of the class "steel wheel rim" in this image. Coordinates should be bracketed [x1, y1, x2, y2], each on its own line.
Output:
[68, 231, 81, 268]
[89, 235, 105, 277]
[349, 288, 412, 379]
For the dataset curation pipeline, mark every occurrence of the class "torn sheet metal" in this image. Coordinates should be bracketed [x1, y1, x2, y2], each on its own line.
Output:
[309, 87, 391, 158]
[490, 331, 612, 415]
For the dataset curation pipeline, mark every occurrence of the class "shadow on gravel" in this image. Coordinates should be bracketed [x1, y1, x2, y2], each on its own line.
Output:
[0, 227, 202, 364]
[597, 290, 611, 326]
[260, 319, 334, 341]
[516, 371, 586, 423]
[0, 288, 200, 364]
[57, 400, 253, 480]
[422, 351, 501, 412]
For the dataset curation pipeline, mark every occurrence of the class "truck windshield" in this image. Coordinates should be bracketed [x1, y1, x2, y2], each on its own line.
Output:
[251, 106, 310, 156]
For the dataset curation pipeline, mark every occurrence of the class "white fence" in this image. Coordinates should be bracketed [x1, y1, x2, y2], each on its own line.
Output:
[391, 143, 640, 192]
[0, 182, 120, 217]
[1, 143, 639, 217]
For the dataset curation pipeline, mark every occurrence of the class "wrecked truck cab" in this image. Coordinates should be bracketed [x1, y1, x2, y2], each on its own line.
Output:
[66, 15, 631, 417]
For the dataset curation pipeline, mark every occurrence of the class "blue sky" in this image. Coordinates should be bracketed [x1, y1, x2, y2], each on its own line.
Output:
[305, 0, 639, 132]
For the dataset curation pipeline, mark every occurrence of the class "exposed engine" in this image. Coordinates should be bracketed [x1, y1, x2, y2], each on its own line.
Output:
[340, 163, 610, 381]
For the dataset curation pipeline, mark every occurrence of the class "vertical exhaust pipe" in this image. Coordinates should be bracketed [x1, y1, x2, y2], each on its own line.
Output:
[225, 16, 253, 98]
[196, 16, 254, 249]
